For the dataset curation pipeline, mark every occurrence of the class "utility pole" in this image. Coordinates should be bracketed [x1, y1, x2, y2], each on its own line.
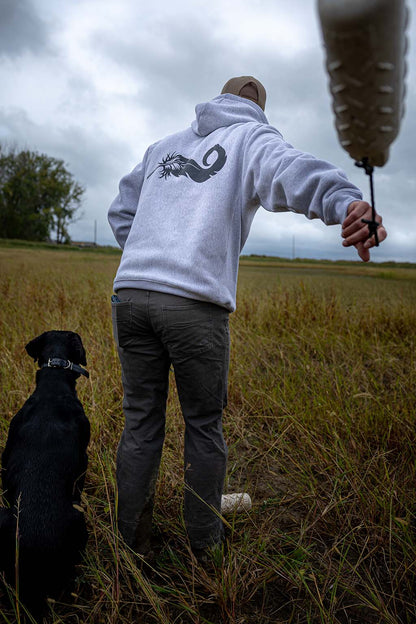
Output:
[94, 220, 97, 246]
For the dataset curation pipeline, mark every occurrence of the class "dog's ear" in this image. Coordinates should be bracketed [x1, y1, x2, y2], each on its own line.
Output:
[70, 333, 87, 366]
[25, 333, 47, 362]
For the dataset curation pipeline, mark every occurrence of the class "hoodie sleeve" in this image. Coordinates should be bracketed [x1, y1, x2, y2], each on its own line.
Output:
[108, 161, 146, 249]
[244, 125, 363, 225]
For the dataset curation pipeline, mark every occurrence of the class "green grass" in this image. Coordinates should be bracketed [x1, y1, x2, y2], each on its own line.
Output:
[0, 238, 122, 255]
[0, 246, 415, 623]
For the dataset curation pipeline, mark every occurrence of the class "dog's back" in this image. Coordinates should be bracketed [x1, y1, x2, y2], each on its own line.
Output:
[3, 388, 89, 507]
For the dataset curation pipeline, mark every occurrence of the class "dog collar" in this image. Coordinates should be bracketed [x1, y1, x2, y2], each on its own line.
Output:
[42, 357, 90, 379]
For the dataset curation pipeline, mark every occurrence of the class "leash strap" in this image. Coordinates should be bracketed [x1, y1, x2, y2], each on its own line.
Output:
[355, 157, 380, 246]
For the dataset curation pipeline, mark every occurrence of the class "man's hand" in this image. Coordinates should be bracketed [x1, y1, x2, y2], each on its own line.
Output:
[341, 201, 387, 262]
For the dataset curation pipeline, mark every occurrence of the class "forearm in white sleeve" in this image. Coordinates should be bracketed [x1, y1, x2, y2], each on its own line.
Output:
[108, 162, 145, 248]
[247, 127, 363, 225]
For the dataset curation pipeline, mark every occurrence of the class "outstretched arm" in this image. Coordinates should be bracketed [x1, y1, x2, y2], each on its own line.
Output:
[342, 201, 387, 262]
[246, 127, 363, 225]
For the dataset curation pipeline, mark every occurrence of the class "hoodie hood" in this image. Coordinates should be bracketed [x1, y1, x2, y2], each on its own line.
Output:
[191, 94, 269, 137]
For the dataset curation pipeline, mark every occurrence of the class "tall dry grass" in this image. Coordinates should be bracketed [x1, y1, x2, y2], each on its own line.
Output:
[0, 247, 415, 623]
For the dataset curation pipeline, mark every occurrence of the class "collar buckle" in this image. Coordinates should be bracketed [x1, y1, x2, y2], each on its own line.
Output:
[48, 357, 71, 369]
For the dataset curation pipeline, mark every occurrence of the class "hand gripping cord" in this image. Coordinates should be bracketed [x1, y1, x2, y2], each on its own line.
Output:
[354, 157, 380, 247]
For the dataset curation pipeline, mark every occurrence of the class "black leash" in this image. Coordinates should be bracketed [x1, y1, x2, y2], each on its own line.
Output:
[354, 157, 380, 246]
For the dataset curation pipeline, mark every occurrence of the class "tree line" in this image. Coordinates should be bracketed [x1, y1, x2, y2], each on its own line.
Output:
[0, 145, 84, 244]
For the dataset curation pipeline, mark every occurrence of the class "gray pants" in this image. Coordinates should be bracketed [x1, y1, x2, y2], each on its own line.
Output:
[111, 289, 230, 551]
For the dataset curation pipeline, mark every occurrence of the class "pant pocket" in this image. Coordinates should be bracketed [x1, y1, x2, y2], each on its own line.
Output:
[163, 304, 213, 359]
[111, 299, 132, 347]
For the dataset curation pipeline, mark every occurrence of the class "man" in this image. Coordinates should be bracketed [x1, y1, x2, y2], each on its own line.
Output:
[108, 76, 386, 558]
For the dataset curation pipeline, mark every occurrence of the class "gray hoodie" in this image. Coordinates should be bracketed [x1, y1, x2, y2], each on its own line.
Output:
[108, 94, 362, 311]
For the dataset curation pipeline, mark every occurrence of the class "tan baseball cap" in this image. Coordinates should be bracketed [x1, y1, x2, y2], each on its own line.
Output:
[221, 76, 267, 111]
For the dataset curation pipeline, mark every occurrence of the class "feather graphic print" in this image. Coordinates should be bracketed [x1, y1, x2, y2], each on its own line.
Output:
[147, 144, 227, 183]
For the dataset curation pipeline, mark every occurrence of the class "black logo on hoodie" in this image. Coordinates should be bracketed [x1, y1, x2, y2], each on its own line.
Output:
[147, 144, 227, 183]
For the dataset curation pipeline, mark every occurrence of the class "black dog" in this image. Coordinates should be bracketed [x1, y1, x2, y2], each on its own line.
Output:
[0, 331, 90, 619]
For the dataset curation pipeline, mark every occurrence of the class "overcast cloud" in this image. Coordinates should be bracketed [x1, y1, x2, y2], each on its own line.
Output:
[1, 0, 415, 261]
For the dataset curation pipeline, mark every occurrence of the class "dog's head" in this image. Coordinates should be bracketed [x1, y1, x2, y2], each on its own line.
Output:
[25, 331, 87, 367]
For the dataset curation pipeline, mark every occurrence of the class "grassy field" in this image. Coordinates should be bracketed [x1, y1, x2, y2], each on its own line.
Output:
[0, 244, 415, 623]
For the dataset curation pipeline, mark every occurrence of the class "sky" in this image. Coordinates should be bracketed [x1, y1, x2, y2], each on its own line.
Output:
[1, 0, 415, 262]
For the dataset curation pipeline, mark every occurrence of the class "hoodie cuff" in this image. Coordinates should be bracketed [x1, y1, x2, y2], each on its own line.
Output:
[329, 192, 363, 225]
